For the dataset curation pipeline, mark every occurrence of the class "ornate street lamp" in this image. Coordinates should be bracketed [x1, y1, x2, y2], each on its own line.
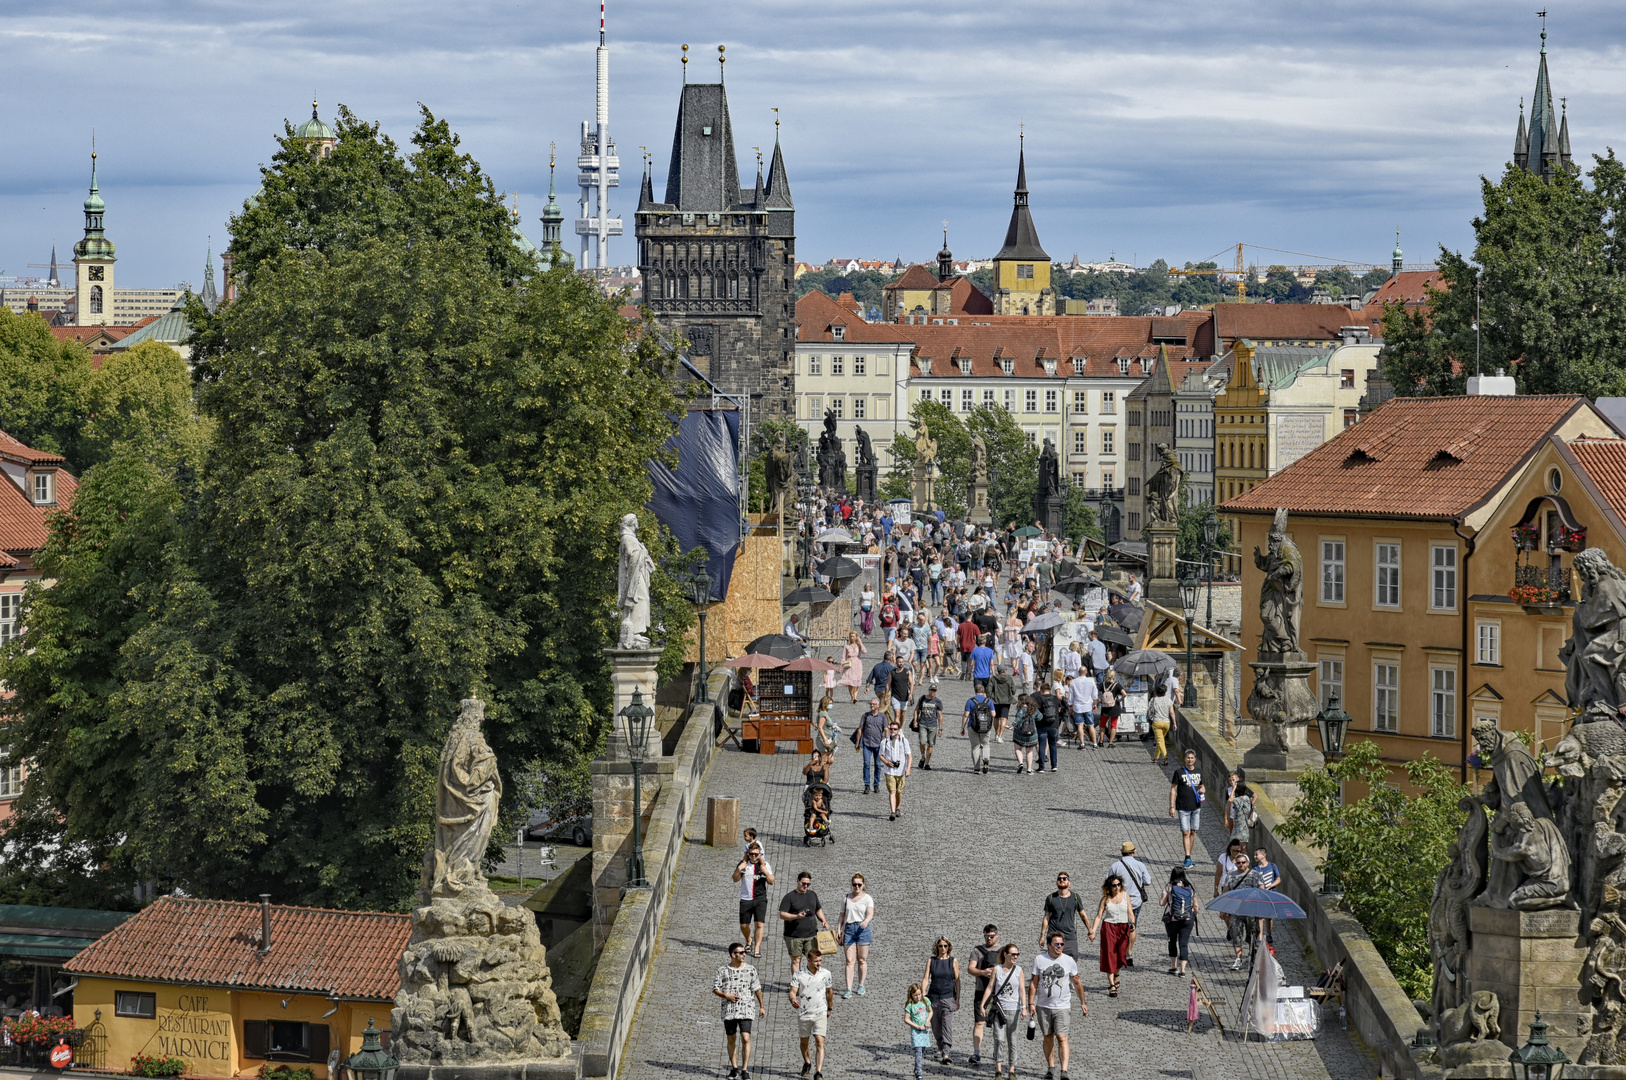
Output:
[1201, 511, 1220, 632]
[342, 1019, 399, 1080]
[1509, 1013, 1568, 1080]
[619, 687, 655, 889]
[688, 565, 713, 704]
[1179, 575, 1200, 693]
[1315, 692, 1354, 895]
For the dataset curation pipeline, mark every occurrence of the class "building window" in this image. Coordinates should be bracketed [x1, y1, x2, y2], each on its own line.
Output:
[807, 395, 822, 418]
[32, 472, 51, 505]
[243, 1021, 332, 1063]
[0, 758, 21, 799]
[1127, 512, 1141, 532]
[831, 355, 844, 376]
[1374, 543, 1400, 608]
[1074, 430, 1088, 454]
[1477, 620, 1501, 665]
[1073, 391, 1089, 414]
[1118, 358, 1130, 375]
[1101, 470, 1114, 488]
[1001, 357, 1015, 375]
[1127, 442, 1140, 461]
[852, 397, 866, 420]
[0, 593, 18, 646]
[1129, 411, 1142, 427]
[1101, 430, 1115, 454]
[853, 355, 866, 375]
[1318, 658, 1344, 709]
[961, 389, 974, 412]
[1373, 663, 1399, 732]
[1432, 545, 1457, 610]
[1343, 408, 1359, 429]
[1017, 264, 1035, 279]
[1321, 540, 1345, 603]
[830, 397, 843, 419]
[90, 285, 104, 314]
[832, 326, 845, 341]
[1101, 392, 1116, 413]
[1340, 369, 1356, 389]
[1003, 389, 1016, 411]
[1025, 390, 1038, 413]
[116, 991, 157, 1019]
[1045, 390, 1058, 413]
[1431, 667, 1457, 738]
[984, 389, 996, 405]
[1127, 477, 1140, 496]
[808, 355, 821, 376]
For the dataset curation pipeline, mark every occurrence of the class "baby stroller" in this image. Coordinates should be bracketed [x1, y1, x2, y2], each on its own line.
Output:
[803, 781, 834, 846]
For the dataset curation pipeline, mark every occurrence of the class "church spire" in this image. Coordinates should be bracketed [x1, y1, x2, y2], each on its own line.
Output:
[201, 238, 219, 312]
[994, 132, 1048, 262]
[1518, 18, 1572, 181]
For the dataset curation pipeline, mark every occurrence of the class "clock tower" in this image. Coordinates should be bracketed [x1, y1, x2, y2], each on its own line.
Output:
[72, 149, 116, 326]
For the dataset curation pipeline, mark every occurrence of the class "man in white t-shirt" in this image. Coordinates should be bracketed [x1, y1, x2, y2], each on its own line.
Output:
[789, 950, 835, 1079]
[1031, 932, 1087, 1080]
[879, 722, 913, 822]
[1068, 668, 1100, 748]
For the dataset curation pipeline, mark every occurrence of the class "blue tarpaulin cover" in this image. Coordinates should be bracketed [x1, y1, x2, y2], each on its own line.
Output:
[648, 406, 741, 601]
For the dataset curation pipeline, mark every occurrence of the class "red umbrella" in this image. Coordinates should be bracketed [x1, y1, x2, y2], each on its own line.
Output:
[724, 654, 788, 669]
[780, 656, 841, 672]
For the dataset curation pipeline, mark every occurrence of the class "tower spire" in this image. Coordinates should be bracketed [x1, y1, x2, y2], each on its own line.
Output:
[202, 237, 219, 312]
[1520, 13, 1571, 181]
[576, 2, 622, 268]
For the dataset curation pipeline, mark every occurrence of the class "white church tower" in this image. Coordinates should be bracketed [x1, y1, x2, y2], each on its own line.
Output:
[72, 146, 116, 326]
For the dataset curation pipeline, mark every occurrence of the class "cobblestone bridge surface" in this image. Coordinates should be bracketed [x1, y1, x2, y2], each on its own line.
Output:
[618, 616, 1374, 1080]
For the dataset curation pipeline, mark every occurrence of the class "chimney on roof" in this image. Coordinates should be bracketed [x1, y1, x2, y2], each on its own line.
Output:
[1465, 368, 1517, 397]
[259, 894, 272, 955]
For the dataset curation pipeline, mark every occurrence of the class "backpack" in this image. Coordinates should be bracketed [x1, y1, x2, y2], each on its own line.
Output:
[970, 698, 994, 734]
[1036, 694, 1059, 725]
[1100, 687, 1116, 708]
[1015, 712, 1037, 740]
[1166, 884, 1195, 923]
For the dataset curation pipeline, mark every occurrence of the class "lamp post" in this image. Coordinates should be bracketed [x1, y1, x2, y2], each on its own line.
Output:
[688, 565, 713, 704]
[1315, 692, 1353, 895]
[619, 687, 655, 889]
[1178, 575, 1199, 693]
[341, 1019, 399, 1080]
[1509, 1013, 1569, 1080]
[1201, 511, 1220, 632]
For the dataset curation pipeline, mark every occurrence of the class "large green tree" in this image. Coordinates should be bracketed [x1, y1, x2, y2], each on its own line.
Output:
[2, 109, 690, 910]
[1382, 154, 1626, 398]
[0, 309, 95, 469]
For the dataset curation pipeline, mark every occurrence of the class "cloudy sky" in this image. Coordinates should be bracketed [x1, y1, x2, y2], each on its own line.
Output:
[3, 1, 1622, 290]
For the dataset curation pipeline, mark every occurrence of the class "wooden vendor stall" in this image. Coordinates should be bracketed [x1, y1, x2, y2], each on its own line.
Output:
[746, 668, 814, 755]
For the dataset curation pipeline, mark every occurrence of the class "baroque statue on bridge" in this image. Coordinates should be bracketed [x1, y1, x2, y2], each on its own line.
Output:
[1252, 508, 1303, 656]
[1144, 442, 1183, 525]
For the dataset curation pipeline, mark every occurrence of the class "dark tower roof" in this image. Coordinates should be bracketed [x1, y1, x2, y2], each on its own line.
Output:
[995, 138, 1048, 262]
[663, 83, 740, 212]
[1517, 27, 1573, 181]
[937, 228, 954, 281]
[637, 162, 656, 211]
[765, 137, 793, 210]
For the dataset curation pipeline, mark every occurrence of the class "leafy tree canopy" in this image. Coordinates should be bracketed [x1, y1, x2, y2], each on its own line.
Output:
[1382, 154, 1626, 398]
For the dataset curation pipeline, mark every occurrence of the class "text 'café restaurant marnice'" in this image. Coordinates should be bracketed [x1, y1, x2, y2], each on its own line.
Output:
[62, 896, 410, 1076]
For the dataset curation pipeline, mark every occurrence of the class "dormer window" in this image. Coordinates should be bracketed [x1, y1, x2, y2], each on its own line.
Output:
[1001, 357, 1014, 376]
[958, 356, 973, 376]
[31, 472, 53, 506]
[832, 325, 846, 341]
[1117, 358, 1130, 375]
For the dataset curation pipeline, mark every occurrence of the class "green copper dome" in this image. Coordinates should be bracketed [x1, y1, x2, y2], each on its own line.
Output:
[73, 152, 116, 261]
[296, 99, 336, 142]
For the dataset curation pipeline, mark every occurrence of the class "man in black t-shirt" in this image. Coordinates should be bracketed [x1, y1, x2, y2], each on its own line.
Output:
[1039, 872, 1087, 960]
[778, 871, 831, 974]
[889, 658, 915, 727]
[967, 924, 1002, 1066]
[1168, 749, 1206, 869]
[1031, 685, 1063, 774]
[913, 683, 944, 770]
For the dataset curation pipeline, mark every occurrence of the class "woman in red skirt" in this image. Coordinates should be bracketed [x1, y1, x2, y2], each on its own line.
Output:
[1088, 873, 1136, 997]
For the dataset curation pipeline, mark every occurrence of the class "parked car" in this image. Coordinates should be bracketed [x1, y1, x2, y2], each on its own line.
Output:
[525, 812, 593, 848]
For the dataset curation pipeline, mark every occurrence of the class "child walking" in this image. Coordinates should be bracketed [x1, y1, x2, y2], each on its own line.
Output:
[904, 984, 934, 1080]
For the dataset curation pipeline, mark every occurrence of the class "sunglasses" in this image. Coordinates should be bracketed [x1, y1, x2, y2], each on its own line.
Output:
[730, 949, 745, 955]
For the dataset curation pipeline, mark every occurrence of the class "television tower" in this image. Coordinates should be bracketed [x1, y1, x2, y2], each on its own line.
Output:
[575, 1, 622, 268]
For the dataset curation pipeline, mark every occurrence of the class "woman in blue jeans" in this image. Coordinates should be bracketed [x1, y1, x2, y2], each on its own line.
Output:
[1034, 689, 1062, 772]
[839, 874, 876, 997]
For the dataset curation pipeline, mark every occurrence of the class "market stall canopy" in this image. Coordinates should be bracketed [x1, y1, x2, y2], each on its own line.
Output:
[724, 653, 789, 669]
[780, 656, 842, 673]
[0, 904, 132, 966]
[1014, 526, 1043, 538]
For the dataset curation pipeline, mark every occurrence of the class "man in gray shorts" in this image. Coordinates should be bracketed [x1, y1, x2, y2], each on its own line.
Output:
[1030, 932, 1087, 1080]
[889, 656, 915, 728]
[913, 681, 944, 770]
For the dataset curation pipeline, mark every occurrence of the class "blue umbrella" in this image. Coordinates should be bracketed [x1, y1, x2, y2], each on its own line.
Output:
[1207, 888, 1306, 920]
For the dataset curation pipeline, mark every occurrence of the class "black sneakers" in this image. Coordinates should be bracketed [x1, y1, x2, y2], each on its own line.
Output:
[801, 1063, 812, 1077]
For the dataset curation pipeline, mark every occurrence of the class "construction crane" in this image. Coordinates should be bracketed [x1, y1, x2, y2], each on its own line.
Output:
[1167, 243, 1249, 302]
[1165, 242, 1437, 303]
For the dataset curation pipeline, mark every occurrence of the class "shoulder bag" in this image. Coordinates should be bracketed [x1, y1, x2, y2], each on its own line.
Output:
[984, 965, 1017, 1028]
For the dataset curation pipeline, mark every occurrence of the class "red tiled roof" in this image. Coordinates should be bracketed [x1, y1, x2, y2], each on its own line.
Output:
[1367, 270, 1443, 308]
[1221, 395, 1590, 519]
[1566, 438, 1626, 520]
[65, 896, 412, 1001]
[1212, 303, 1359, 341]
[48, 325, 141, 348]
[0, 431, 65, 467]
[0, 430, 76, 553]
[883, 264, 943, 291]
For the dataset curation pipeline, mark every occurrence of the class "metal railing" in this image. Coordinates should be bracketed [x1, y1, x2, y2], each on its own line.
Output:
[1514, 562, 1570, 603]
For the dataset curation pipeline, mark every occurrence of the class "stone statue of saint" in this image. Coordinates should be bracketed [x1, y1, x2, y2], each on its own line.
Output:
[1145, 443, 1184, 524]
[914, 422, 938, 469]
[1473, 718, 1565, 909]
[764, 432, 795, 519]
[617, 513, 654, 649]
[1490, 802, 1571, 910]
[1037, 438, 1059, 500]
[430, 697, 503, 898]
[1252, 508, 1303, 656]
[1563, 548, 1626, 722]
[969, 433, 989, 484]
[855, 426, 875, 470]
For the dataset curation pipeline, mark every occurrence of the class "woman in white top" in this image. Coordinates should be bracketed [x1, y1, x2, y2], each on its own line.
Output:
[839, 873, 876, 998]
[1001, 612, 1023, 660]
[976, 943, 1028, 1078]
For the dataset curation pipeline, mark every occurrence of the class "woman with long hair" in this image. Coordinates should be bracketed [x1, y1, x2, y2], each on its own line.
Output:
[921, 936, 960, 1064]
[1088, 874, 1135, 997]
[1160, 867, 1201, 976]
[839, 873, 875, 998]
[977, 942, 1027, 1079]
[839, 632, 866, 705]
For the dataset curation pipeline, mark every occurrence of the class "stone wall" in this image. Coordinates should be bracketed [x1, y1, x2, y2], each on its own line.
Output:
[1174, 705, 1443, 1080]
[579, 669, 731, 1079]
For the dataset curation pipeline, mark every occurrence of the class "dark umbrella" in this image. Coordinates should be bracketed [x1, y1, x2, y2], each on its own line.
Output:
[1107, 603, 1143, 633]
[822, 555, 864, 582]
[744, 634, 805, 661]
[1094, 625, 1136, 649]
[1014, 526, 1043, 538]
[1104, 584, 1132, 601]
[1207, 888, 1307, 920]
[1020, 612, 1071, 635]
[1052, 575, 1103, 597]
[784, 585, 837, 605]
[1112, 649, 1177, 677]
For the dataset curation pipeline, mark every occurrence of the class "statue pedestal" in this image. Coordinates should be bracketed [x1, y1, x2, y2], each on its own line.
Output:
[591, 648, 666, 946]
[1241, 654, 1323, 790]
[602, 647, 664, 761]
[855, 464, 877, 506]
[1465, 907, 1589, 1061]
[1145, 522, 1180, 605]
[912, 464, 935, 512]
[968, 481, 992, 525]
[1032, 493, 1064, 536]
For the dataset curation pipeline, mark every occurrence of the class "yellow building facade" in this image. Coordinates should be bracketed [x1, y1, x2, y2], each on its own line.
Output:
[1213, 340, 1267, 533]
[990, 140, 1054, 317]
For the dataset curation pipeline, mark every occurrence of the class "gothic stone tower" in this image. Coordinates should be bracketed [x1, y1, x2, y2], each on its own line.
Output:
[636, 61, 796, 420]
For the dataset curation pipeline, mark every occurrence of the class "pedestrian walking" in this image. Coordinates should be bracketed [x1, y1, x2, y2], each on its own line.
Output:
[1107, 842, 1152, 968]
[967, 925, 1001, 1066]
[1067, 666, 1099, 749]
[1226, 782, 1256, 845]
[1147, 682, 1174, 764]
[1220, 850, 1255, 968]
[1214, 838, 1247, 899]
[1169, 750, 1206, 868]
[989, 663, 1017, 742]
[1031, 681, 1062, 773]
[957, 614, 979, 680]
[970, 633, 997, 689]
[879, 721, 912, 821]
[922, 936, 961, 1065]
[978, 943, 1027, 1079]
[838, 873, 875, 999]
[1011, 694, 1039, 773]
[714, 942, 765, 1080]
[912, 682, 944, 770]
[779, 872, 832, 974]
[1039, 872, 1087, 961]
[1159, 868, 1200, 977]
[904, 985, 933, 1080]
[962, 686, 996, 774]
[814, 697, 838, 758]
[890, 656, 915, 729]
[1031, 932, 1087, 1080]
[839, 632, 866, 704]
[733, 843, 775, 958]
[789, 949, 835, 1079]
[1249, 846, 1283, 947]
[1088, 874, 1134, 996]
[857, 697, 889, 795]
[859, 586, 876, 636]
